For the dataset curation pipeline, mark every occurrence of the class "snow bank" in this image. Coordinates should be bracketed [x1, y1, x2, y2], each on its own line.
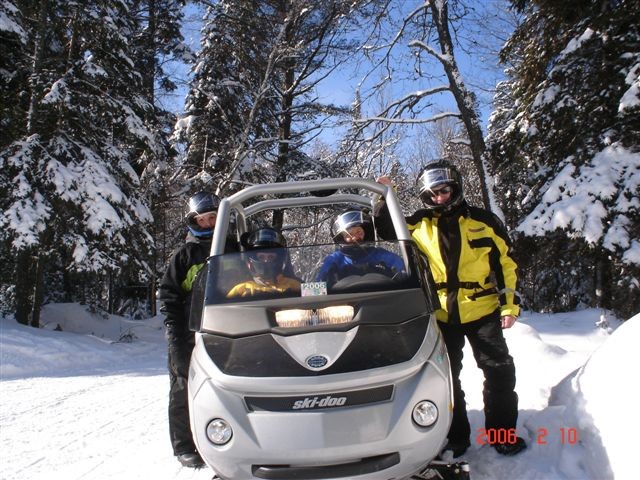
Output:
[549, 312, 640, 479]
[0, 303, 166, 379]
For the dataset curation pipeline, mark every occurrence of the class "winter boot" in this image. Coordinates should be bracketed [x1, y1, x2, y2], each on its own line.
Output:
[177, 451, 205, 468]
[440, 440, 471, 458]
[494, 436, 527, 456]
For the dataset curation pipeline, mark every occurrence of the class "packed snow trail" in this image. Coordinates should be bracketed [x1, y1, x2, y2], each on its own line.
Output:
[1, 305, 635, 479]
[1, 371, 576, 480]
[1, 374, 212, 480]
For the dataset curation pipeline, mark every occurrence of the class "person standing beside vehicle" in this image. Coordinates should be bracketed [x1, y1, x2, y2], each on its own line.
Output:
[375, 160, 526, 458]
[158, 191, 236, 468]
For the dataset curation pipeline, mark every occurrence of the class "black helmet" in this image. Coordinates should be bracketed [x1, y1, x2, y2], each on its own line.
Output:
[416, 160, 464, 215]
[185, 191, 220, 237]
[246, 228, 287, 249]
[332, 210, 372, 243]
[245, 228, 287, 281]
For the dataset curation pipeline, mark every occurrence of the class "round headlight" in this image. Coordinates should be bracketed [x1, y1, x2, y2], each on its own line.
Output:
[412, 400, 438, 427]
[206, 418, 233, 445]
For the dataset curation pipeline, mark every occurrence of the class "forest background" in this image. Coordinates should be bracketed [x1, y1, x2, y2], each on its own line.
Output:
[1, 0, 638, 328]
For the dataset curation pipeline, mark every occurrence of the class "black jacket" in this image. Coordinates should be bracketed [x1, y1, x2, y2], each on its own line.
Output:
[159, 233, 212, 349]
[159, 232, 238, 345]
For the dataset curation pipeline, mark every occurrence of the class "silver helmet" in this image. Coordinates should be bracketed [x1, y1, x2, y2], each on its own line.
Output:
[185, 191, 221, 236]
[416, 161, 464, 215]
[332, 210, 372, 243]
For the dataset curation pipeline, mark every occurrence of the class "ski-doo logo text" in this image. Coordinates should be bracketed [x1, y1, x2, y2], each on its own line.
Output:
[292, 395, 347, 410]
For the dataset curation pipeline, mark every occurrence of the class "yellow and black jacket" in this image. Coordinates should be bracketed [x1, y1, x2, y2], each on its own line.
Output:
[378, 202, 520, 324]
[226, 275, 301, 298]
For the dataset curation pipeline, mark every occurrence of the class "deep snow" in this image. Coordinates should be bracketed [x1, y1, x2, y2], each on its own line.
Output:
[0, 304, 638, 480]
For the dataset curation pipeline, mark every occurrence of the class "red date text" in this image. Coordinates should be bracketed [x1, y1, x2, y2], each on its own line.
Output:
[476, 428, 517, 445]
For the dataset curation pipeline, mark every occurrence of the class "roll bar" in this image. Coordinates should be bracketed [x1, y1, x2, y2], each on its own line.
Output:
[210, 178, 409, 256]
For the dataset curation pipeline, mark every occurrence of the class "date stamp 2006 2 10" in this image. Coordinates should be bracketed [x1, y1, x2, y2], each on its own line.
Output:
[536, 427, 579, 445]
[476, 428, 579, 445]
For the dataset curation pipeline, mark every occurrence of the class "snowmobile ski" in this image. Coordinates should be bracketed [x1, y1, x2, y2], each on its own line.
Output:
[411, 460, 471, 480]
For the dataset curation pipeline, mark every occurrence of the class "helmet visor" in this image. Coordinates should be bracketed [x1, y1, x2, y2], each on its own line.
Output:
[247, 229, 286, 249]
[333, 211, 367, 237]
[248, 247, 286, 280]
[188, 192, 220, 215]
[417, 167, 458, 195]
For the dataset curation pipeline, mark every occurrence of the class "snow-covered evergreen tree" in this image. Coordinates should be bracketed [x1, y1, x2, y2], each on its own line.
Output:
[173, 0, 277, 192]
[129, 0, 193, 308]
[174, 0, 373, 215]
[0, 0, 165, 324]
[486, 0, 640, 317]
[0, 0, 29, 150]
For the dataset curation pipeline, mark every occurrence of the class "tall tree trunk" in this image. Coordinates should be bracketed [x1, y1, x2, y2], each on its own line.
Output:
[26, 0, 51, 135]
[428, 0, 492, 210]
[30, 254, 47, 327]
[272, 89, 293, 229]
[15, 251, 36, 326]
[272, 8, 295, 230]
[16, 0, 51, 326]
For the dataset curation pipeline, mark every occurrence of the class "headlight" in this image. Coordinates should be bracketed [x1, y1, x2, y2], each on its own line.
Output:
[275, 306, 354, 328]
[412, 400, 438, 427]
[206, 418, 232, 445]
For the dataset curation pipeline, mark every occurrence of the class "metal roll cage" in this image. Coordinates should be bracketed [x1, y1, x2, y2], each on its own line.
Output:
[210, 178, 409, 256]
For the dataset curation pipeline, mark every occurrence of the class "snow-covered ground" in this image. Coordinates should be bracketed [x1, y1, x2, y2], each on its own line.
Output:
[1, 303, 637, 480]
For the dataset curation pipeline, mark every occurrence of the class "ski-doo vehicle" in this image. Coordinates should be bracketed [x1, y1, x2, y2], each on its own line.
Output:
[188, 178, 470, 480]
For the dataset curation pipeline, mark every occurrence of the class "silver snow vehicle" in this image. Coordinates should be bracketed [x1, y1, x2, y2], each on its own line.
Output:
[188, 178, 470, 480]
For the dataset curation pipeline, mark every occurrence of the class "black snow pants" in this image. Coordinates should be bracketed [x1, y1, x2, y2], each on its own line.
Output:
[438, 310, 519, 446]
[167, 348, 197, 456]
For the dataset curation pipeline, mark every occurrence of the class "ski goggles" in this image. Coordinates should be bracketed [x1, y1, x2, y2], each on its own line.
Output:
[426, 185, 453, 198]
[417, 167, 458, 194]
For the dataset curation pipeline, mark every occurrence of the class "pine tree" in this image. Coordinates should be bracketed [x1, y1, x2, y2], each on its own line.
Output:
[0, 0, 164, 325]
[128, 0, 192, 315]
[486, 0, 640, 317]
[173, 0, 276, 192]
[0, 0, 30, 150]
[174, 1, 372, 214]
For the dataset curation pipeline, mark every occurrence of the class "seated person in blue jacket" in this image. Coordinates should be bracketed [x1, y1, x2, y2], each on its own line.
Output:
[315, 210, 405, 285]
[227, 227, 300, 298]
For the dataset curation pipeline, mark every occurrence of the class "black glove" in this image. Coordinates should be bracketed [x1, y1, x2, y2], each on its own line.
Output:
[372, 261, 393, 277]
[168, 345, 191, 378]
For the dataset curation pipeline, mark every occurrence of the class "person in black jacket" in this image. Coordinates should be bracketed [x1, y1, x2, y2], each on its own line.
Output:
[158, 191, 234, 468]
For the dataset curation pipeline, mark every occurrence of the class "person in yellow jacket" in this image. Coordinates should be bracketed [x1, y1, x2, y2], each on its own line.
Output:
[227, 227, 300, 298]
[376, 160, 526, 457]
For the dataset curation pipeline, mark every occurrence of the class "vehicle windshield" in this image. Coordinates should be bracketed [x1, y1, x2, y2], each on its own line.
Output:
[204, 240, 423, 305]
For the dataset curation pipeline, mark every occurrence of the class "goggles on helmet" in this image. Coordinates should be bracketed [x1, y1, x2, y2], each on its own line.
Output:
[417, 167, 458, 196]
[246, 228, 286, 249]
[333, 211, 369, 238]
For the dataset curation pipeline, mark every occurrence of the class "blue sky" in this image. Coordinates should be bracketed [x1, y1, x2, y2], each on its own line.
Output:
[158, 1, 514, 144]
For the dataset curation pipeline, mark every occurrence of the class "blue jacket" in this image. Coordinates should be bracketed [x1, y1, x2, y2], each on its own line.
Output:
[315, 246, 404, 283]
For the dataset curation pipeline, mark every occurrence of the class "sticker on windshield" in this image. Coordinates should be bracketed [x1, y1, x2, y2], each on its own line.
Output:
[301, 282, 327, 296]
